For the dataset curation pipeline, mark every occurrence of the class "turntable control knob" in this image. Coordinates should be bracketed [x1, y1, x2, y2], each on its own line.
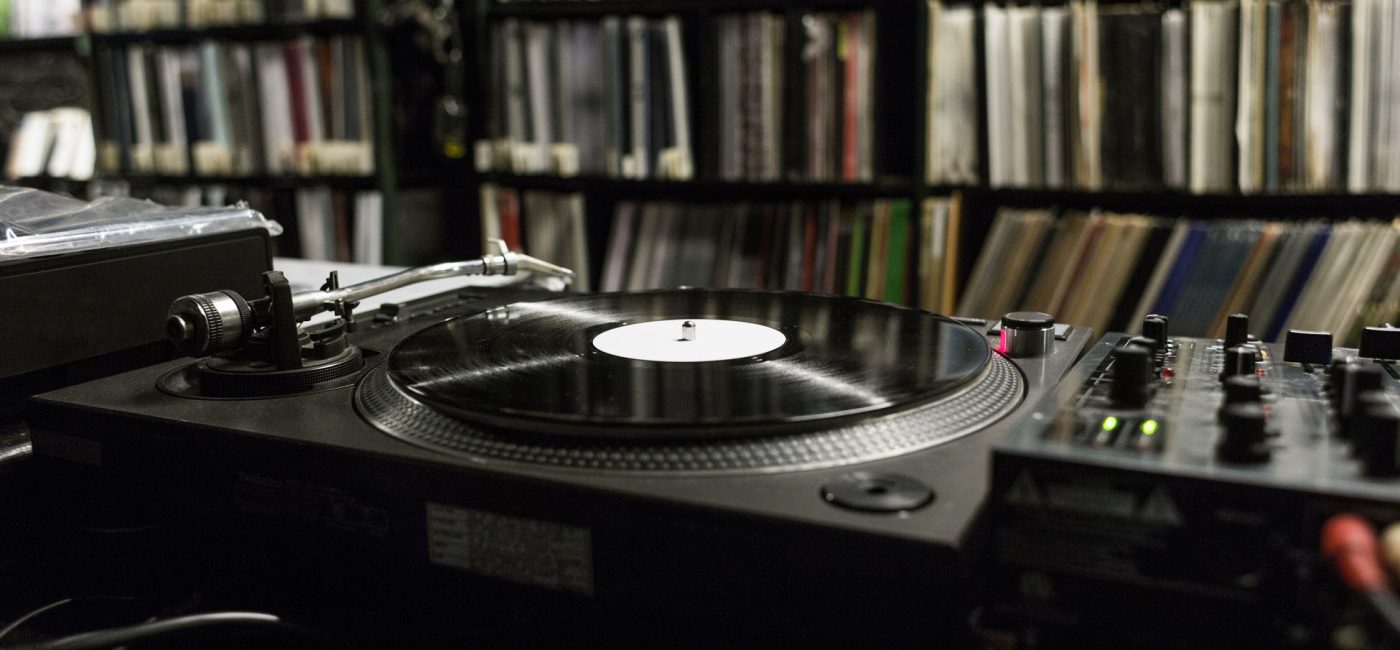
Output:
[1110, 343, 1154, 408]
[1225, 313, 1251, 349]
[1000, 311, 1055, 358]
[1142, 316, 1169, 351]
[1220, 346, 1257, 382]
[1284, 330, 1333, 365]
[1359, 326, 1400, 360]
[1217, 403, 1271, 464]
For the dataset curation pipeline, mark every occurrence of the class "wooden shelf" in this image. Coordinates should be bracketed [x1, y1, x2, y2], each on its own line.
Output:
[90, 19, 363, 45]
[0, 35, 83, 53]
[105, 173, 381, 190]
[969, 187, 1400, 218]
[486, 0, 880, 17]
[9, 176, 90, 189]
[480, 172, 920, 200]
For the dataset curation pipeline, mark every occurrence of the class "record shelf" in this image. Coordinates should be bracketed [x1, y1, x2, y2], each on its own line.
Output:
[4, 0, 1400, 315]
[0, 0, 458, 266]
[464, 0, 929, 294]
[0, 34, 85, 53]
[463, 0, 1400, 339]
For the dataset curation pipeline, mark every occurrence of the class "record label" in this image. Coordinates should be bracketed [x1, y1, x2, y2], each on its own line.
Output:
[591, 319, 787, 362]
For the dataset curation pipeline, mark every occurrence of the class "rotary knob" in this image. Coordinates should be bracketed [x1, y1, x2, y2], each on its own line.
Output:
[1111, 342, 1155, 408]
[1338, 364, 1385, 438]
[1001, 311, 1055, 358]
[1220, 345, 1257, 382]
[1327, 358, 1354, 402]
[1222, 375, 1264, 406]
[1142, 315, 1169, 352]
[1217, 402, 1271, 464]
[1354, 398, 1400, 476]
[1349, 391, 1393, 459]
[1225, 313, 1251, 349]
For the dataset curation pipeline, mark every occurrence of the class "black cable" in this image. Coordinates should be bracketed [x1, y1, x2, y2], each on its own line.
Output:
[32, 612, 315, 650]
[0, 599, 73, 644]
[0, 597, 137, 646]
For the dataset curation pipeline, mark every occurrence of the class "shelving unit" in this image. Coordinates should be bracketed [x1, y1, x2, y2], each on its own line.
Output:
[0, 35, 85, 53]
[465, 0, 927, 293]
[3, 0, 1397, 308]
[88, 18, 362, 44]
[486, 0, 888, 17]
[458, 0, 1400, 338]
[0, 0, 472, 265]
[479, 173, 921, 200]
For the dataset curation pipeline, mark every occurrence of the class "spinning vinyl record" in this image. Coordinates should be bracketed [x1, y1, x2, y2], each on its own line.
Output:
[384, 289, 994, 439]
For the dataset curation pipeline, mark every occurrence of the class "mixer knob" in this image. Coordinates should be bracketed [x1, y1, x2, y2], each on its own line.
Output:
[1339, 364, 1385, 437]
[1224, 313, 1251, 349]
[1283, 330, 1333, 366]
[1220, 345, 1257, 382]
[1222, 375, 1263, 406]
[1348, 391, 1393, 458]
[1142, 316, 1169, 351]
[1001, 311, 1055, 358]
[1354, 398, 1400, 477]
[1126, 336, 1159, 351]
[1327, 358, 1353, 400]
[1217, 402, 1271, 464]
[1359, 326, 1400, 360]
[1110, 342, 1155, 408]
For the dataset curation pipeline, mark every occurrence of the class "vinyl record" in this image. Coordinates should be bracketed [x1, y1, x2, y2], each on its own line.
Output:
[385, 289, 993, 439]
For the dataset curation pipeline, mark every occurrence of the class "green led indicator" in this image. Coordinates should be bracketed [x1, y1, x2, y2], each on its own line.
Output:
[1102, 416, 1119, 431]
[1141, 419, 1159, 436]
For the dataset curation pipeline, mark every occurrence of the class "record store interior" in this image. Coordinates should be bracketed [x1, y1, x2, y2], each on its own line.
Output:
[5, 0, 1400, 647]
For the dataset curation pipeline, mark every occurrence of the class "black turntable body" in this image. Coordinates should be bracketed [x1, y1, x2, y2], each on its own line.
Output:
[27, 283, 1092, 646]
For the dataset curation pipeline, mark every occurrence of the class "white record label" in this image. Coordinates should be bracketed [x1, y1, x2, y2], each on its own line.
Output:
[592, 319, 786, 362]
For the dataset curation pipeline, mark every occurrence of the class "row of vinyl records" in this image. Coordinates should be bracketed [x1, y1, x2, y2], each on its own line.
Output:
[0, 0, 351, 37]
[481, 187, 1397, 348]
[959, 209, 1400, 346]
[475, 10, 879, 183]
[4, 108, 95, 180]
[596, 197, 961, 313]
[1, 0, 81, 37]
[84, 0, 352, 32]
[926, 0, 1400, 194]
[85, 181, 384, 263]
[478, 189, 962, 307]
[92, 36, 375, 178]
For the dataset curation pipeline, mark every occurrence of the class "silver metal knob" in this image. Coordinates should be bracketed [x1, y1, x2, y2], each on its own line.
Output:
[1000, 311, 1055, 358]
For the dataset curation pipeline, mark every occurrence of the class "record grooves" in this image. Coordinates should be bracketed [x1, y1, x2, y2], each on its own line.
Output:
[359, 289, 1026, 474]
[385, 290, 1001, 438]
[357, 355, 1022, 474]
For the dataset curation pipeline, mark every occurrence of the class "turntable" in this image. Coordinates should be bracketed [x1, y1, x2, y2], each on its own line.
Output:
[27, 246, 1092, 645]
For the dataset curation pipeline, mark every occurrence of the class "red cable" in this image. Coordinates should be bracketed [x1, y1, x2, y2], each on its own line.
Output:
[1322, 513, 1389, 593]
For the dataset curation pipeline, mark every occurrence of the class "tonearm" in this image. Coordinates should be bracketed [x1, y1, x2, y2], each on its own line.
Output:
[165, 240, 573, 372]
